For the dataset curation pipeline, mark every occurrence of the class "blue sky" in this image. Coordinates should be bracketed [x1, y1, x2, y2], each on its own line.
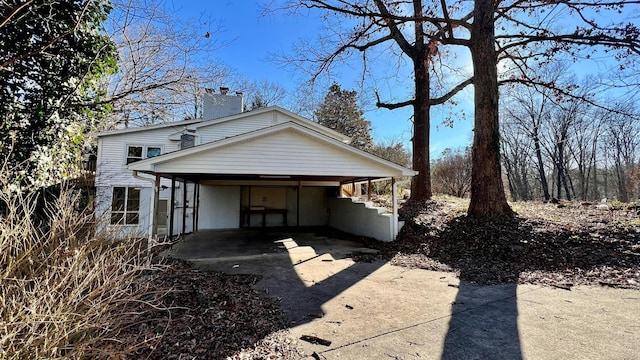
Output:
[167, 1, 475, 157]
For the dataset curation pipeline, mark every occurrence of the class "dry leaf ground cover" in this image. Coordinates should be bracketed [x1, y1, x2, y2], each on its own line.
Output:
[122, 196, 638, 358]
[98, 258, 303, 359]
[387, 196, 640, 289]
[4, 188, 637, 359]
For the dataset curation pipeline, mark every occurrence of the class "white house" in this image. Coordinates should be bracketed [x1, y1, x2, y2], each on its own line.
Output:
[94, 89, 416, 241]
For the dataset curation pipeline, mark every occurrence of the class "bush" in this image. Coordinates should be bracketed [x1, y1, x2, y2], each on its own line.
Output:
[0, 180, 161, 358]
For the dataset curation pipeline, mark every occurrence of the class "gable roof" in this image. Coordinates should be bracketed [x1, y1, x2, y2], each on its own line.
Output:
[94, 106, 352, 144]
[128, 121, 416, 178]
[193, 106, 351, 143]
[95, 118, 203, 137]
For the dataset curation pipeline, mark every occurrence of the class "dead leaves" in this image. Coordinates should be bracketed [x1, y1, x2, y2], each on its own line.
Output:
[389, 199, 640, 289]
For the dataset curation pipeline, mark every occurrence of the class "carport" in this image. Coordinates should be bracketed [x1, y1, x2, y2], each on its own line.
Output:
[128, 122, 416, 241]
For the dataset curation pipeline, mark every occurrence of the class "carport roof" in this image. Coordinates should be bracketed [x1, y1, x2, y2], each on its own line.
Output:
[128, 121, 417, 182]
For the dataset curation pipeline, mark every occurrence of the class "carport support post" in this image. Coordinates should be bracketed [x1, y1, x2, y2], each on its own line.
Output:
[149, 174, 160, 240]
[170, 176, 175, 238]
[297, 181, 301, 227]
[193, 182, 199, 232]
[182, 179, 187, 240]
[392, 177, 398, 240]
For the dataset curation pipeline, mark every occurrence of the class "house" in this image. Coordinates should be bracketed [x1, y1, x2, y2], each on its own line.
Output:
[94, 89, 416, 241]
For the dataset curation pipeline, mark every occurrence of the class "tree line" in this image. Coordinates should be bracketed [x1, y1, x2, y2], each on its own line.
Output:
[501, 66, 639, 203]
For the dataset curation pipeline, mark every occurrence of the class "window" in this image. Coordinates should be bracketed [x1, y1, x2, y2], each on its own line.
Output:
[126, 146, 143, 164]
[146, 146, 161, 158]
[126, 145, 162, 164]
[110, 187, 140, 225]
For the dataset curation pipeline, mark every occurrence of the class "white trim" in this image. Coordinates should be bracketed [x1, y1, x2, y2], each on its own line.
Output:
[124, 144, 165, 166]
[128, 122, 417, 177]
[96, 118, 203, 138]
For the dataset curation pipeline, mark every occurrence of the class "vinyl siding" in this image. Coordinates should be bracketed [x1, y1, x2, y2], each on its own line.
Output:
[153, 129, 402, 177]
[96, 127, 184, 187]
[197, 111, 288, 144]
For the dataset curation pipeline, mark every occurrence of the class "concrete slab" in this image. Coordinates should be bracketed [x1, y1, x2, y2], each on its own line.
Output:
[164, 228, 640, 360]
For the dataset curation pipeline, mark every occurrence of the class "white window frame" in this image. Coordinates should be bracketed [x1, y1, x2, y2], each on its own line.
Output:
[110, 187, 141, 226]
[125, 144, 164, 165]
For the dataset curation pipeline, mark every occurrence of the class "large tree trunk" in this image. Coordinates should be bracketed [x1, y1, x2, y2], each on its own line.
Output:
[410, 63, 432, 200]
[409, 0, 432, 201]
[468, 0, 514, 217]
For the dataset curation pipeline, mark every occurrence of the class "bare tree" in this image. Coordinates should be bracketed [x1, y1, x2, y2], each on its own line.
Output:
[502, 80, 551, 200]
[432, 148, 472, 198]
[500, 118, 534, 201]
[274, 0, 640, 217]
[235, 79, 288, 110]
[602, 103, 640, 202]
[98, 0, 230, 129]
[568, 102, 603, 201]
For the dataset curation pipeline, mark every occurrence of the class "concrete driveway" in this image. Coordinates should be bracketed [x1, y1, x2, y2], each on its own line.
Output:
[163, 228, 640, 360]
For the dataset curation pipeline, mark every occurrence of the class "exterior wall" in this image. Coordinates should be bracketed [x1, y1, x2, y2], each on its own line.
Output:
[96, 128, 185, 187]
[198, 185, 241, 229]
[95, 181, 193, 239]
[154, 129, 399, 177]
[95, 186, 154, 239]
[197, 111, 293, 144]
[96, 125, 197, 239]
[327, 197, 394, 242]
[299, 187, 329, 226]
[194, 185, 329, 229]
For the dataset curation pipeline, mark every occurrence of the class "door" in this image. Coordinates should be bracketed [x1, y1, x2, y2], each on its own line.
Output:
[156, 199, 169, 236]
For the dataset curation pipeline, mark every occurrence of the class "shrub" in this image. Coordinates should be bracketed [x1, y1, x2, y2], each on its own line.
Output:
[0, 178, 161, 358]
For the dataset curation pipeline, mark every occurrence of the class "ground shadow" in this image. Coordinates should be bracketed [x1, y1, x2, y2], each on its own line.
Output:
[394, 209, 639, 360]
[173, 226, 388, 356]
[441, 282, 521, 359]
[219, 227, 388, 325]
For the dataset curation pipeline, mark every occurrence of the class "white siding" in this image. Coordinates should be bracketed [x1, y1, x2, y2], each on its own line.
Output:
[94, 186, 153, 239]
[198, 185, 241, 229]
[154, 129, 402, 177]
[95, 127, 184, 187]
[197, 111, 291, 144]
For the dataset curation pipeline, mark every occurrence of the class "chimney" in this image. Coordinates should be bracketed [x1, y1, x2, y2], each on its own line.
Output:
[202, 86, 244, 120]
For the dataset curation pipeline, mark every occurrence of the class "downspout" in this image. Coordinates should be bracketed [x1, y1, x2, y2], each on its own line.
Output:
[132, 170, 157, 243]
[393, 178, 411, 240]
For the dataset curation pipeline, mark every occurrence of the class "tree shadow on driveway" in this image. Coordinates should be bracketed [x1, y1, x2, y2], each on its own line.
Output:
[441, 282, 521, 360]
[402, 211, 640, 360]
[181, 227, 388, 325]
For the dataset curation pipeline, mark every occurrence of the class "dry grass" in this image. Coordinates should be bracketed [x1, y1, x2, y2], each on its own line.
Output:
[0, 181, 163, 359]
